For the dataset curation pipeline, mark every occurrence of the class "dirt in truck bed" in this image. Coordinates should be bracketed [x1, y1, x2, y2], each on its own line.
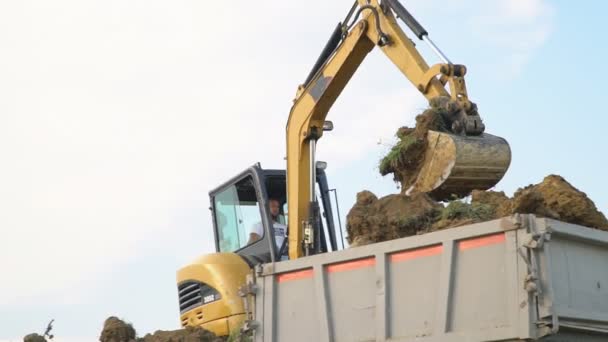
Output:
[347, 174, 608, 246]
[356, 99, 608, 246]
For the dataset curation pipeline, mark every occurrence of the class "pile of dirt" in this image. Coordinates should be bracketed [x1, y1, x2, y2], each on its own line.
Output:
[24, 317, 241, 342]
[100, 317, 137, 342]
[379, 96, 459, 191]
[347, 175, 608, 246]
[138, 328, 223, 342]
[97, 317, 223, 342]
[23, 334, 47, 342]
[489, 175, 608, 229]
[347, 191, 442, 246]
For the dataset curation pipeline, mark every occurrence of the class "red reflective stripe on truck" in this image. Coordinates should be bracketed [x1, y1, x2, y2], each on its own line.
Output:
[390, 245, 443, 262]
[276, 269, 313, 283]
[459, 233, 506, 251]
[326, 257, 376, 273]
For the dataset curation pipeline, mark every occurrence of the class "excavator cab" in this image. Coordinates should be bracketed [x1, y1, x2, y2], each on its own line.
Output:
[176, 163, 340, 334]
[210, 163, 340, 263]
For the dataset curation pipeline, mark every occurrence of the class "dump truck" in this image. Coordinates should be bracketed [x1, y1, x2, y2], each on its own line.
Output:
[246, 214, 608, 341]
[172, 1, 608, 341]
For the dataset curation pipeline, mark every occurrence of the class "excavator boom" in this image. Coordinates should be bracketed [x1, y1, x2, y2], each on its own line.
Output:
[176, 1, 512, 335]
[287, 0, 511, 260]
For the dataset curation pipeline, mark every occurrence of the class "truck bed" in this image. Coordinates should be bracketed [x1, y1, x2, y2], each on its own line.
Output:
[249, 215, 608, 341]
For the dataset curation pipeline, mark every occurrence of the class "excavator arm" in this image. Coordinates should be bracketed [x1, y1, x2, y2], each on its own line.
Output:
[287, 0, 510, 260]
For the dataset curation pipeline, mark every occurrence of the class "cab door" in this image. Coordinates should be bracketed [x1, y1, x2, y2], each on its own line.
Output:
[209, 164, 276, 264]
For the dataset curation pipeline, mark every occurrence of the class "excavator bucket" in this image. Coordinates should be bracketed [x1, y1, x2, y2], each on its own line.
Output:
[406, 130, 511, 201]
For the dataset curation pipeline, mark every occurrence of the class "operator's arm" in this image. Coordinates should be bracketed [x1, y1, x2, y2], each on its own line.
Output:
[247, 233, 261, 245]
[247, 222, 263, 245]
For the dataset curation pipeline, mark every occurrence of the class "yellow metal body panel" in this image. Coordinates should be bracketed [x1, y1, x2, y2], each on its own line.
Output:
[195, 314, 246, 337]
[177, 253, 250, 336]
[287, 0, 456, 260]
[200, 318, 229, 337]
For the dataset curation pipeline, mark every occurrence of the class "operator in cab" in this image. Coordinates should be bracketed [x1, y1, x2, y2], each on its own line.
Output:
[247, 198, 287, 252]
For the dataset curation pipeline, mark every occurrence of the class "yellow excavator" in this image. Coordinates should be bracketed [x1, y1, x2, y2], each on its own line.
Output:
[176, 0, 511, 336]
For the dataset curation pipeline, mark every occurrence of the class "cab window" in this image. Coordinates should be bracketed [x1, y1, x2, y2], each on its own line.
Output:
[213, 176, 263, 252]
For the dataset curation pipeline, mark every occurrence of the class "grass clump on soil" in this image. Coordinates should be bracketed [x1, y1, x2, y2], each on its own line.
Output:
[431, 201, 496, 231]
[378, 97, 455, 191]
[378, 134, 419, 177]
[395, 208, 440, 234]
[441, 201, 495, 222]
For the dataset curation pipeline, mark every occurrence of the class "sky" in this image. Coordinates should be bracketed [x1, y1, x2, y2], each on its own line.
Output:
[1, 0, 607, 340]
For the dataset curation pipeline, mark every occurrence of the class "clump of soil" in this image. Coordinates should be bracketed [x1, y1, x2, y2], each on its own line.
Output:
[100, 317, 137, 342]
[379, 96, 458, 191]
[23, 334, 47, 342]
[504, 175, 607, 229]
[139, 327, 222, 342]
[470, 190, 511, 217]
[98, 317, 223, 342]
[346, 191, 442, 245]
[347, 175, 608, 246]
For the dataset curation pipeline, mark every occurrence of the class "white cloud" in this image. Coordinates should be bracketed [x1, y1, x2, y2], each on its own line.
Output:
[391, 0, 554, 78]
[500, 0, 552, 21]
[466, 0, 555, 77]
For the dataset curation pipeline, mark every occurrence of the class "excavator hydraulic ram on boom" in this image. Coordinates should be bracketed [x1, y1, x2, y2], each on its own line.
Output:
[287, 0, 511, 259]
